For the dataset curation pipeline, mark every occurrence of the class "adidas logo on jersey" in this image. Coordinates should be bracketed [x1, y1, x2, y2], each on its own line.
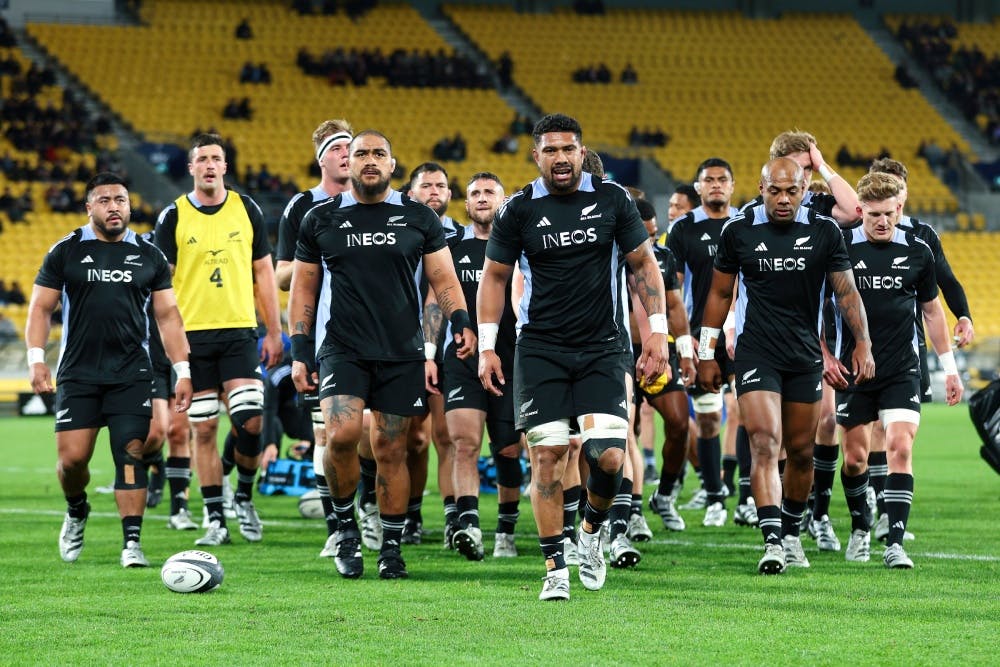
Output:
[536, 217, 552, 228]
[619, 400, 628, 410]
[142, 399, 152, 407]
[340, 221, 353, 229]
[413, 398, 423, 408]
[458, 255, 471, 264]
[754, 243, 768, 252]
[892, 521, 906, 530]
[700, 233, 712, 241]
[910, 394, 920, 404]
[187, 237, 197, 244]
[80, 255, 94, 263]
[854, 260, 868, 270]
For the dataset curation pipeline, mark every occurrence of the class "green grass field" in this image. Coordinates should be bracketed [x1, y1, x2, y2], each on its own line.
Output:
[1, 405, 998, 665]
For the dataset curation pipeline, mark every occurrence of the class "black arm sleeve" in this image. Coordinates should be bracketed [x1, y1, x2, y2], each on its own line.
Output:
[934, 254, 971, 320]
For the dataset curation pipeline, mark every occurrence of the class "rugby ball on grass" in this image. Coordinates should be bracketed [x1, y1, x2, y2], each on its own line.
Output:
[160, 550, 224, 593]
[298, 489, 324, 519]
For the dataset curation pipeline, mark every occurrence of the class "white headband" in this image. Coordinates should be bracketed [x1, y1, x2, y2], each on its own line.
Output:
[316, 132, 352, 164]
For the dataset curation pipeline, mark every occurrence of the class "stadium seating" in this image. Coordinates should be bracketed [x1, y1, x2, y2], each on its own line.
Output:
[936, 231, 1000, 339]
[444, 5, 965, 213]
[27, 1, 540, 202]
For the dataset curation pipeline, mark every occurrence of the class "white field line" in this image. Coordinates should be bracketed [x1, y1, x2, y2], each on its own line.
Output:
[2, 508, 998, 562]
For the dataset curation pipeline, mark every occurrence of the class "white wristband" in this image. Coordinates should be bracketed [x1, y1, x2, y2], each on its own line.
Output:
[172, 361, 191, 380]
[648, 313, 668, 336]
[723, 310, 736, 333]
[27, 347, 45, 366]
[479, 323, 499, 352]
[938, 351, 958, 376]
[698, 327, 720, 361]
[818, 164, 837, 182]
[675, 334, 694, 359]
[424, 342, 437, 361]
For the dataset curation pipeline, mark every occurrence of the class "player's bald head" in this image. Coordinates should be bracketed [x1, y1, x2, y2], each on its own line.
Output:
[761, 157, 804, 186]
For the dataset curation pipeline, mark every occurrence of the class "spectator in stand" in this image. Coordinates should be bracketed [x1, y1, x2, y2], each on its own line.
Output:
[491, 131, 519, 155]
[235, 17, 253, 40]
[0, 280, 9, 304]
[0, 186, 13, 212]
[6, 281, 25, 306]
[0, 312, 17, 343]
[621, 63, 638, 84]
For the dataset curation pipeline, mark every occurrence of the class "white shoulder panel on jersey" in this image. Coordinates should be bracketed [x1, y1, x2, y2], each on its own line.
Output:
[155, 202, 176, 226]
[281, 191, 306, 219]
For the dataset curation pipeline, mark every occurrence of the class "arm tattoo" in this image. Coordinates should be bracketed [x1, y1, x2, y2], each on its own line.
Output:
[433, 286, 458, 320]
[423, 301, 443, 343]
[294, 304, 315, 336]
[630, 252, 665, 318]
[829, 269, 870, 343]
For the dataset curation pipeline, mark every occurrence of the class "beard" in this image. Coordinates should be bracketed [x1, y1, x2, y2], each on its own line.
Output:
[543, 165, 580, 193]
[351, 172, 391, 199]
[92, 214, 128, 239]
[468, 209, 494, 227]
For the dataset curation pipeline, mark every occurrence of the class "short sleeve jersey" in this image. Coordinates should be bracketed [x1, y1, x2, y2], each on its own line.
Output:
[447, 224, 516, 364]
[837, 226, 937, 390]
[665, 206, 738, 332]
[155, 191, 270, 334]
[275, 186, 334, 263]
[296, 189, 447, 361]
[35, 226, 172, 384]
[486, 173, 648, 351]
[652, 243, 681, 292]
[715, 204, 851, 371]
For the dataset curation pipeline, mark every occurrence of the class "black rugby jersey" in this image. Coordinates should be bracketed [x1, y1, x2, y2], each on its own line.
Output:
[666, 206, 738, 332]
[296, 189, 447, 361]
[653, 243, 681, 292]
[35, 226, 172, 383]
[275, 186, 333, 263]
[141, 231, 169, 368]
[447, 224, 516, 363]
[837, 226, 937, 390]
[715, 204, 851, 371]
[276, 186, 334, 359]
[487, 172, 647, 351]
